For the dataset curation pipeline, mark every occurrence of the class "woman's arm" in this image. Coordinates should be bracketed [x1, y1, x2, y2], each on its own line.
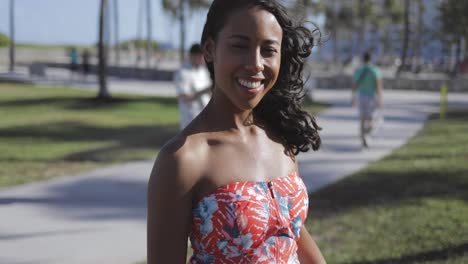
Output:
[147, 147, 195, 264]
[297, 225, 327, 264]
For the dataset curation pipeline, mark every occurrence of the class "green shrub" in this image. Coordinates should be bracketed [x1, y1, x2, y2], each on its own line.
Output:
[0, 32, 10, 47]
[118, 39, 160, 51]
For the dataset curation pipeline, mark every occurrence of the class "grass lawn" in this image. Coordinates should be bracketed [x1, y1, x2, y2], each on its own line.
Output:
[307, 109, 468, 263]
[0, 83, 180, 186]
[0, 83, 327, 187]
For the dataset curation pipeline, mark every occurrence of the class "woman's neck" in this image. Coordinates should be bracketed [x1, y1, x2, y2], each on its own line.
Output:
[204, 89, 256, 133]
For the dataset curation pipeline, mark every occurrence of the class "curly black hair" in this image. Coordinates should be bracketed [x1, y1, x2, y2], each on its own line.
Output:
[201, 0, 321, 156]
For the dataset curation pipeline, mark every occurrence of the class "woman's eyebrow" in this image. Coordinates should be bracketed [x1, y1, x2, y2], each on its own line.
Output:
[229, 34, 280, 45]
[264, 39, 280, 45]
[228, 34, 249, 41]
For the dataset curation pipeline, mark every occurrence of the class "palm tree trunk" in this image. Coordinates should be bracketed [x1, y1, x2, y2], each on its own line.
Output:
[113, 0, 120, 65]
[136, 0, 144, 67]
[146, 0, 153, 68]
[98, 0, 110, 99]
[332, 0, 338, 63]
[397, 0, 410, 76]
[179, 0, 186, 65]
[452, 37, 462, 76]
[415, 0, 423, 62]
[9, 0, 15, 72]
[358, 0, 366, 55]
[382, 25, 390, 58]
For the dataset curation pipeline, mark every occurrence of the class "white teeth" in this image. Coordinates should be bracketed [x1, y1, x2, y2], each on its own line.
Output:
[238, 78, 262, 89]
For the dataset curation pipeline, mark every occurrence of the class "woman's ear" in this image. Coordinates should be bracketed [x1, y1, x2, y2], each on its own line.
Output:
[202, 38, 215, 63]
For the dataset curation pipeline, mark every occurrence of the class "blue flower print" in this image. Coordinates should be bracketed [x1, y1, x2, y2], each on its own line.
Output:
[194, 195, 218, 236]
[292, 217, 302, 237]
[278, 194, 291, 219]
[240, 233, 253, 249]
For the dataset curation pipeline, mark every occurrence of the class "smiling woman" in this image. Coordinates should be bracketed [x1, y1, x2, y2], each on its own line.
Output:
[202, 5, 283, 111]
[147, 0, 326, 263]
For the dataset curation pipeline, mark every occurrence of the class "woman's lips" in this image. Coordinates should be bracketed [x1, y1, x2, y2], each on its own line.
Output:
[236, 78, 265, 96]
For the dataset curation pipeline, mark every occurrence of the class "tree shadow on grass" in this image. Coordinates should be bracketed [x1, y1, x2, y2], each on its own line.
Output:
[0, 96, 178, 111]
[0, 121, 179, 162]
[64, 125, 178, 162]
[346, 242, 468, 264]
[310, 109, 468, 218]
[309, 168, 468, 219]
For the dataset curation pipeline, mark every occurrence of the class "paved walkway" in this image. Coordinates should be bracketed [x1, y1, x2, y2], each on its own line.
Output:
[300, 89, 468, 191]
[1, 76, 468, 263]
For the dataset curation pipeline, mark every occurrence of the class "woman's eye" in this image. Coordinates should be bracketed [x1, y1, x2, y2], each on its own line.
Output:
[262, 48, 277, 56]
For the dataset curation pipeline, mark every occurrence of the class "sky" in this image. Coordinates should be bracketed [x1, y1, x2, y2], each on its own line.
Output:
[0, 0, 208, 48]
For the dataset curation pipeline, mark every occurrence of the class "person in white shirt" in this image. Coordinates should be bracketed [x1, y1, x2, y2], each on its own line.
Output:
[174, 44, 212, 129]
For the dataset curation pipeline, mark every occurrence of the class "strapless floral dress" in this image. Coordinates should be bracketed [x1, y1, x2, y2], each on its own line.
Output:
[189, 171, 309, 264]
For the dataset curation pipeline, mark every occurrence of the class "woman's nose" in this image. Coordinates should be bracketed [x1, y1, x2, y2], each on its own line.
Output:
[244, 49, 264, 73]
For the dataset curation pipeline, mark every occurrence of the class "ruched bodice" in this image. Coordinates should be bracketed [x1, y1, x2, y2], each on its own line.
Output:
[189, 171, 309, 263]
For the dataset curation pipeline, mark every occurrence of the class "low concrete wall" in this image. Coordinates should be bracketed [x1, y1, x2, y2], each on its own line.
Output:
[314, 74, 468, 92]
[41, 62, 174, 81]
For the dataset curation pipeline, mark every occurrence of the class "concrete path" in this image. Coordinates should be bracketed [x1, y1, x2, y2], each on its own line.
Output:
[1, 79, 468, 263]
[300, 89, 468, 191]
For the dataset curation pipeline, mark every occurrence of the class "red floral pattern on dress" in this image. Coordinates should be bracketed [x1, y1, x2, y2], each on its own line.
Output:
[189, 171, 309, 264]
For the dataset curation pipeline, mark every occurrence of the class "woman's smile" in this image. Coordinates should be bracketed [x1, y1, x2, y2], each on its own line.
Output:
[236, 77, 265, 96]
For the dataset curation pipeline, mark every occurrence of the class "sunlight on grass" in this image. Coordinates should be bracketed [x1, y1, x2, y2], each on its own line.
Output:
[308, 108, 468, 263]
[0, 83, 179, 186]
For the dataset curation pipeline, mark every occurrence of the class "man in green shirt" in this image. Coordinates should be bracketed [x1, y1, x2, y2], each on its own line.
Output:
[352, 52, 384, 148]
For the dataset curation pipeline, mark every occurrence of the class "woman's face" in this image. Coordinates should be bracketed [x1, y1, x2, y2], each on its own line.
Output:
[205, 6, 282, 111]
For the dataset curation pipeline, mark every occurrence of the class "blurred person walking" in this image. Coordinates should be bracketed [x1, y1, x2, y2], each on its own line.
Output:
[174, 43, 212, 129]
[352, 51, 384, 148]
[81, 49, 91, 81]
[68, 47, 79, 81]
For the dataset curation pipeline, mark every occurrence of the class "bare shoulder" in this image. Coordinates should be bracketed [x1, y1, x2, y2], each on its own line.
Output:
[148, 132, 209, 195]
[147, 132, 209, 263]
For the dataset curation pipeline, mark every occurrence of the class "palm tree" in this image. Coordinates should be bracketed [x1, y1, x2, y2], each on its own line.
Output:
[414, 0, 424, 65]
[315, 0, 338, 63]
[290, 0, 324, 45]
[397, 0, 410, 75]
[146, 0, 153, 68]
[162, 0, 211, 64]
[330, 0, 339, 63]
[379, 0, 403, 59]
[322, 0, 355, 63]
[337, 3, 356, 58]
[136, 0, 144, 67]
[356, 0, 376, 55]
[290, 0, 323, 20]
[98, 0, 111, 99]
[439, 0, 468, 75]
[179, 0, 186, 64]
[113, 0, 120, 65]
[9, 0, 15, 72]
